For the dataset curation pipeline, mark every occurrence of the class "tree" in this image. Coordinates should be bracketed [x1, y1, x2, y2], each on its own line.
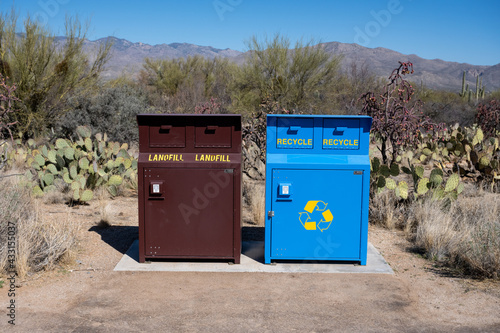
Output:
[0, 73, 19, 171]
[139, 55, 238, 113]
[0, 12, 112, 137]
[235, 34, 342, 115]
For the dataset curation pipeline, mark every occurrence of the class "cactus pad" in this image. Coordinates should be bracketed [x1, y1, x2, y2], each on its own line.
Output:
[417, 178, 429, 195]
[422, 148, 432, 156]
[80, 189, 93, 202]
[84, 137, 93, 151]
[385, 178, 396, 190]
[34, 154, 45, 167]
[396, 181, 408, 199]
[108, 175, 123, 186]
[47, 150, 57, 164]
[107, 185, 118, 197]
[64, 147, 75, 160]
[79, 157, 90, 170]
[389, 163, 400, 176]
[415, 165, 424, 178]
[42, 173, 54, 186]
[46, 164, 58, 175]
[32, 186, 44, 197]
[371, 157, 380, 173]
[445, 174, 460, 192]
[76, 125, 92, 138]
[56, 138, 69, 149]
[479, 156, 490, 168]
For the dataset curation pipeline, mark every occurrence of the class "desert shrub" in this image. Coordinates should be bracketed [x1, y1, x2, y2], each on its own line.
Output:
[57, 85, 150, 143]
[234, 34, 342, 116]
[418, 89, 476, 126]
[139, 56, 238, 114]
[0, 12, 111, 137]
[0, 178, 78, 278]
[476, 99, 500, 138]
[361, 62, 445, 165]
[327, 60, 382, 115]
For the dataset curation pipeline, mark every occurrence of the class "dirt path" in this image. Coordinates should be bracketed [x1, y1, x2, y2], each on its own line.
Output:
[1, 197, 499, 332]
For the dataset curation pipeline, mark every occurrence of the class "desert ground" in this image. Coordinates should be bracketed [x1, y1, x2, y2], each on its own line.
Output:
[1, 195, 499, 332]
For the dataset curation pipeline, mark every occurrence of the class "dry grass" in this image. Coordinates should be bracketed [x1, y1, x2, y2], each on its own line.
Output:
[243, 180, 265, 226]
[0, 177, 79, 279]
[372, 184, 500, 279]
[95, 187, 112, 228]
[369, 190, 406, 230]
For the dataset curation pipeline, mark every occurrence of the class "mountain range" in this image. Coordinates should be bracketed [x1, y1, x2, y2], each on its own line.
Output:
[83, 36, 499, 92]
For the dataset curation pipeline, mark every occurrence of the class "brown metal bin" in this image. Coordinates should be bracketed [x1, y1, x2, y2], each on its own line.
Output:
[137, 114, 242, 264]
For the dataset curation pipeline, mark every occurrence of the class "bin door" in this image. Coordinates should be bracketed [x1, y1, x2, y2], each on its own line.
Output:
[271, 169, 363, 260]
[144, 168, 234, 257]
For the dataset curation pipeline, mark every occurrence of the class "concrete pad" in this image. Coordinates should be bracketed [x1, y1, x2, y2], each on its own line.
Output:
[114, 240, 393, 274]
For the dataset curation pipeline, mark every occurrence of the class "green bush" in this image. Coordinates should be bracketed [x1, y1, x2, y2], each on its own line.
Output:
[0, 12, 111, 137]
[57, 85, 150, 143]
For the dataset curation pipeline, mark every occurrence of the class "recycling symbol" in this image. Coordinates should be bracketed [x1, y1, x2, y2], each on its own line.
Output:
[298, 200, 333, 232]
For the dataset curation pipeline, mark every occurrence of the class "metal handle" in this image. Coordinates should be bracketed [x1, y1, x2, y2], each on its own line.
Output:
[206, 125, 218, 131]
[160, 125, 172, 131]
[334, 127, 347, 132]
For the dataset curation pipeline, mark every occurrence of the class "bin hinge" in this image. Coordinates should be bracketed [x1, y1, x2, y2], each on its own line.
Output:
[268, 211, 275, 217]
[353, 171, 363, 175]
[224, 169, 233, 174]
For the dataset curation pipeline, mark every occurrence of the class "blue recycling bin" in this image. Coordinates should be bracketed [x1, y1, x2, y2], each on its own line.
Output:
[265, 115, 372, 265]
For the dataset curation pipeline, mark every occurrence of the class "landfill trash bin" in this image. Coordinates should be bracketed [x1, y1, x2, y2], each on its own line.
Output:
[137, 114, 242, 264]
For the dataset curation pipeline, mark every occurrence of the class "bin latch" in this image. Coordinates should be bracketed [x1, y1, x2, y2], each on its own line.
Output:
[149, 181, 164, 199]
[268, 211, 275, 217]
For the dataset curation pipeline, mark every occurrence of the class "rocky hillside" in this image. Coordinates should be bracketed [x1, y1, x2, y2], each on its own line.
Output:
[80, 36, 499, 91]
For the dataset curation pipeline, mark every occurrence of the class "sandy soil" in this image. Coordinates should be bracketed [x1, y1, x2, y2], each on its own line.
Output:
[1, 196, 499, 332]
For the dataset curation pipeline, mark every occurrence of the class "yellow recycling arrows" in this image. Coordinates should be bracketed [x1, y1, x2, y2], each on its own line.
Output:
[299, 200, 333, 232]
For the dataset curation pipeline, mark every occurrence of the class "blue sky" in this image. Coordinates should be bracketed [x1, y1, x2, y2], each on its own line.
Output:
[1, 0, 499, 65]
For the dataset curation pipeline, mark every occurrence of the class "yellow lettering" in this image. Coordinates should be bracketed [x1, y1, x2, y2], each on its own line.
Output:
[323, 139, 327, 145]
[226, 155, 231, 162]
[308, 139, 312, 146]
[277, 138, 282, 144]
[354, 140, 358, 146]
[180, 154, 184, 161]
[148, 154, 152, 161]
[152, 154, 158, 161]
[333, 139, 338, 145]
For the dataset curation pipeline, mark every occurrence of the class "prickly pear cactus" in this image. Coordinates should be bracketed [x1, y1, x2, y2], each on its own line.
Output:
[22, 127, 138, 203]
